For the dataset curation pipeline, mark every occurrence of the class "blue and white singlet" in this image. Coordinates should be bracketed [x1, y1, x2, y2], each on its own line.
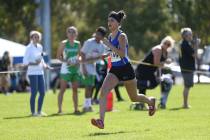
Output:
[109, 31, 129, 67]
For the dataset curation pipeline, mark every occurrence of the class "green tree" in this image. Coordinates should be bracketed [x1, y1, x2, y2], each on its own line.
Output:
[51, 0, 96, 57]
[171, 0, 210, 46]
[0, 0, 37, 44]
[1, 0, 210, 59]
[86, 0, 172, 54]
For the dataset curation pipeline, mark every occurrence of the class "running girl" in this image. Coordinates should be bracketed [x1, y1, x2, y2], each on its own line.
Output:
[91, 10, 156, 129]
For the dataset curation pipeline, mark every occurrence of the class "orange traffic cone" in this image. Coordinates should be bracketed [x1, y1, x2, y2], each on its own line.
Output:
[106, 91, 113, 111]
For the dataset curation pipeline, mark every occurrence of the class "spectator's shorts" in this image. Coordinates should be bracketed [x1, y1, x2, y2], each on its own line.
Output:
[60, 73, 80, 82]
[81, 75, 95, 87]
[182, 72, 194, 88]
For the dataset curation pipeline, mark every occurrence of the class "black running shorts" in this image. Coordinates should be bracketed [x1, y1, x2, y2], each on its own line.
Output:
[109, 63, 135, 81]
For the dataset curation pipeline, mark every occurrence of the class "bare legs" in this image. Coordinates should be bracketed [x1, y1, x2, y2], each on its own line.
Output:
[72, 81, 79, 112]
[182, 72, 193, 109]
[183, 86, 190, 108]
[58, 79, 67, 113]
[99, 73, 119, 121]
[124, 79, 154, 106]
[57, 79, 79, 113]
[99, 73, 155, 122]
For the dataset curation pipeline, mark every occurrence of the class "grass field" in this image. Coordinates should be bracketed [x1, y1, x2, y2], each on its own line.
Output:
[0, 84, 210, 140]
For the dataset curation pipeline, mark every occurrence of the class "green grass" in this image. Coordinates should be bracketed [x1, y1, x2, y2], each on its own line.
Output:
[0, 84, 210, 140]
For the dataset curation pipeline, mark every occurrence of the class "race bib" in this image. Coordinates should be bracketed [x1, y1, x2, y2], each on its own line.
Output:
[110, 52, 121, 62]
[68, 56, 78, 65]
[60, 63, 69, 74]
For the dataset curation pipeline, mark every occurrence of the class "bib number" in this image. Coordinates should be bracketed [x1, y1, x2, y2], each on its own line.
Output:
[111, 52, 121, 62]
[68, 56, 78, 65]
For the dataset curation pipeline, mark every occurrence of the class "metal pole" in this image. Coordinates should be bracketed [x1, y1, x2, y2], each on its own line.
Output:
[42, 0, 51, 91]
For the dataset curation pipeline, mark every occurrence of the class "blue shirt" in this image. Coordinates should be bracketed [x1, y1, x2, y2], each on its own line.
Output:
[109, 31, 129, 66]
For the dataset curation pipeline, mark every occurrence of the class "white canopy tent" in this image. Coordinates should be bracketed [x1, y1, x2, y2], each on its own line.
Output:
[0, 38, 26, 64]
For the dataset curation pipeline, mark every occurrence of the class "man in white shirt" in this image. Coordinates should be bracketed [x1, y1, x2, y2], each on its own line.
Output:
[80, 27, 107, 112]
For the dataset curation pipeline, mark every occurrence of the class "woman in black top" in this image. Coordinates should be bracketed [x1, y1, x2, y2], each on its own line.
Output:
[135, 36, 174, 109]
[136, 36, 174, 91]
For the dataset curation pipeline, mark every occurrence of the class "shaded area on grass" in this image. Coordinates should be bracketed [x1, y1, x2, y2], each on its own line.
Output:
[3, 112, 86, 120]
[87, 131, 134, 137]
[169, 107, 185, 111]
[46, 112, 85, 117]
[3, 115, 31, 120]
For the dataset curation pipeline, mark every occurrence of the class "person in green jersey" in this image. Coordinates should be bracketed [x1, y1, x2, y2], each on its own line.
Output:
[56, 26, 81, 114]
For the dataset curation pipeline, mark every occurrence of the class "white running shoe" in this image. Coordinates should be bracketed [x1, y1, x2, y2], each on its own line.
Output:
[37, 112, 48, 117]
[31, 113, 38, 117]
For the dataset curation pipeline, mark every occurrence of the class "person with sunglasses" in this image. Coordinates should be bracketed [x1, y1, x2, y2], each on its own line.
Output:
[135, 36, 175, 109]
[179, 28, 197, 109]
[91, 10, 156, 129]
[57, 26, 81, 114]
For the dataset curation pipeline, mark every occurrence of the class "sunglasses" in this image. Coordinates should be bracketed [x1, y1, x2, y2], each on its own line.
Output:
[68, 30, 76, 34]
[33, 35, 39, 39]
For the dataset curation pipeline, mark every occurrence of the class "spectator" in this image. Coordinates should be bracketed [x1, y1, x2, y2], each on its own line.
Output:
[179, 27, 196, 109]
[80, 26, 107, 112]
[135, 36, 175, 109]
[92, 59, 107, 104]
[159, 69, 173, 109]
[9, 73, 17, 93]
[57, 26, 81, 114]
[0, 51, 12, 95]
[23, 30, 51, 116]
[17, 73, 30, 92]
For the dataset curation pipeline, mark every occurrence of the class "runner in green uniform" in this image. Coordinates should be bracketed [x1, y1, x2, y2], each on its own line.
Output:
[57, 26, 81, 114]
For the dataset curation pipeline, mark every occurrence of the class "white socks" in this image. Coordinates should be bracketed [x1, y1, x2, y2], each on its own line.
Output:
[84, 98, 92, 108]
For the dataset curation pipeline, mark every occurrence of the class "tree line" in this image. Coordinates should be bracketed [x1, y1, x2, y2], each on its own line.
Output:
[0, 0, 210, 59]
